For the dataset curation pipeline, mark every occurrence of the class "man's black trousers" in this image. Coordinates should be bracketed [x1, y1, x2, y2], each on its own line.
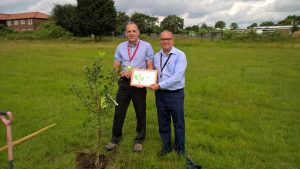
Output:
[111, 78, 147, 144]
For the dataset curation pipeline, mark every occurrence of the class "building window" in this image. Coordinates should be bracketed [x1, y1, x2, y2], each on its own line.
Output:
[7, 20, 12, 26]
[14, 20, 19, 25]
[20, 20, 25, 25]
[28, 19, 33, 25]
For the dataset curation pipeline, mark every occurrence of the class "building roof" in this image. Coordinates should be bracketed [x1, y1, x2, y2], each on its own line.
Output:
[1, 12, 49, 20]
[0, 13, 9, 20]
[256, 25, 293, 30]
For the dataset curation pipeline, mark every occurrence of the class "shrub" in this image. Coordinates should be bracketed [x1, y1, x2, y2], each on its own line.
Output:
[37, 20, 73, 39]
[222, 30, 293, 41]
[2, 20, 72, 40]
[0, 24, 13, 36]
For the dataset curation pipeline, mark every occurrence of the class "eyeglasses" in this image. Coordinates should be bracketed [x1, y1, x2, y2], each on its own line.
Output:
[127, 30, 137, 33]
[160, 38, 173, 41]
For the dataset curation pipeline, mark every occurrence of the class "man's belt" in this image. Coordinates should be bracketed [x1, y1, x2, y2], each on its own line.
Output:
[119, 77, 131, 81]
[157, 88, 183, 93]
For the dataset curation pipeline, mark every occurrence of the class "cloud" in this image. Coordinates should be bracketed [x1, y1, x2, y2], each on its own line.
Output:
[0, 0, 299, 28]
[0, 0, 39, 13]
[0, 0, 77, 14]
[272, 0, 300, 12]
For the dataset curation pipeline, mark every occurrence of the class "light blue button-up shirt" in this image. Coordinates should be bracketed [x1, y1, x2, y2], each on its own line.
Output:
[153, 47, 187, 90]
[114, 39, 154, 71]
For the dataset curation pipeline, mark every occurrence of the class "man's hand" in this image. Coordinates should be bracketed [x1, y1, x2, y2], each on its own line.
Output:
[120, 71, 132, 79]
[149, 83, 160, 91]
[135, 84, 144, 88]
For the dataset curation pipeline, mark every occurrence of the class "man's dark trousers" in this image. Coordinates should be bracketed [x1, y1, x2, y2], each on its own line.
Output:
[111, 78, 146, 144]
[155, 89, 185, 152]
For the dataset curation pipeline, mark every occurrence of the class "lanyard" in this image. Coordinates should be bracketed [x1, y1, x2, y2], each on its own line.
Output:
[160, 53, 172, 78]
[127, 40, 140, 62]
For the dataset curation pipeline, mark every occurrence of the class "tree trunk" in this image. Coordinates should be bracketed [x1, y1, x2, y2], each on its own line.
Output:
[95, 121, 101, 169]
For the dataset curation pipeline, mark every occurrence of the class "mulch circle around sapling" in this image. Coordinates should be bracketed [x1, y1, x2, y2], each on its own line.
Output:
[76, 152, 108, 169]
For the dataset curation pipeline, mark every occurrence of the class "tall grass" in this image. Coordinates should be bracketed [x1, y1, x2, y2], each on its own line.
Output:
[0, 39, 299, 169]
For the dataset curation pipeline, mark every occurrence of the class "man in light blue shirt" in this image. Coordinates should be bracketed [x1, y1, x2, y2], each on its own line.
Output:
[114, 34, 154, 73]
[106, 22, 154, 152]
[150, 30, 187, 156]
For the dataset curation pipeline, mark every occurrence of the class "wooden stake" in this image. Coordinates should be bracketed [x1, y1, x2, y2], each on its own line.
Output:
[0, 123, 56, 152]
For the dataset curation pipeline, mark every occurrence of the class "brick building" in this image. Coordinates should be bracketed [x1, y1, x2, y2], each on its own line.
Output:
[0, 12, 49, 31]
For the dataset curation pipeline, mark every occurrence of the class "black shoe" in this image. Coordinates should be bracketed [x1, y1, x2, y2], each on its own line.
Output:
[157, 148, 172, 157]
[176, 150, 186, 157]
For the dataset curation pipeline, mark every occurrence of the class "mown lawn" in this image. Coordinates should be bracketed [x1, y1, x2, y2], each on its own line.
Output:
[0, 39, 299, 169]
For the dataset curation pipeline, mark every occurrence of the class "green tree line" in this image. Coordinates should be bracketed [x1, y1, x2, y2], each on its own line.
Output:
[51, 0, 184, 39]
[1, 0, 299, 40]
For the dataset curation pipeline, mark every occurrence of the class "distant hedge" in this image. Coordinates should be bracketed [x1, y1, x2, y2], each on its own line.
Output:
[222, 30, 295, 41]
[0, 20, 72, 40]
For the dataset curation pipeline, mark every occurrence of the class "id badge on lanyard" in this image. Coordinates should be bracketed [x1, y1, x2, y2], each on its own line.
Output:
[126, 40, 140, 71]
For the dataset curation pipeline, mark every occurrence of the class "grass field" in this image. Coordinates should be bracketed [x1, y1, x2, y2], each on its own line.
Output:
[0, 38, 299, 169]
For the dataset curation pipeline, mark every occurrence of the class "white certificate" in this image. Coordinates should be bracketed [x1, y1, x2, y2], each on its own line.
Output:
[130, 69, 158, 87]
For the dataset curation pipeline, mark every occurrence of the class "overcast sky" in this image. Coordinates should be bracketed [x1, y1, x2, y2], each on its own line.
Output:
[1, 0, 300, 28]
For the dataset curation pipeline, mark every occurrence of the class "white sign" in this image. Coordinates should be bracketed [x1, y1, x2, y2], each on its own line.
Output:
[130, 69, 158, 87]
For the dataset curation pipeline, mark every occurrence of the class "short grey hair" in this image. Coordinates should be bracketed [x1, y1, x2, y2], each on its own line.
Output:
[160, 30, 174, 38]
[126, 21, 139, 31]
